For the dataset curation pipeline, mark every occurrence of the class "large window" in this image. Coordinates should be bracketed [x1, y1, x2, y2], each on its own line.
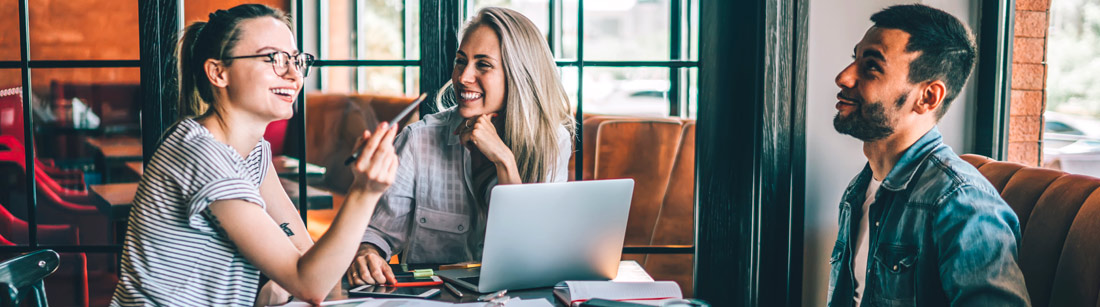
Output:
[302, 0, 700, 295]
[313, 0, 421, 96]
[1, 0, 141, 305]
[463, 0, 699, 118]
[1044, 0, 1100, 176]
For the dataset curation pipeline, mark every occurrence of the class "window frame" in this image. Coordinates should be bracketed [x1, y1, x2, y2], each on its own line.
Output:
[0, 0, 145, 254]
[460, 0, 699, 255]
[296, 0, 700, 256]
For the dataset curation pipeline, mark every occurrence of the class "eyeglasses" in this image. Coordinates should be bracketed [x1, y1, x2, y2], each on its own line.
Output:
[224, 51, 315, 78]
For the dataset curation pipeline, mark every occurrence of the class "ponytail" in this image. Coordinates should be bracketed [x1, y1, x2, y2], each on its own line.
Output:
[174, 4, 293, 119]
[177, 22, 208, 118]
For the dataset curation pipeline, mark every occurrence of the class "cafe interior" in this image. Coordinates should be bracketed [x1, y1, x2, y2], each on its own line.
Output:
[1, 0, 1098, 306]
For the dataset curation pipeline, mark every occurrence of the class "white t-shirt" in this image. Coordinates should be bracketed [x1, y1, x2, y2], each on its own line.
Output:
[853, 178, 882, 306]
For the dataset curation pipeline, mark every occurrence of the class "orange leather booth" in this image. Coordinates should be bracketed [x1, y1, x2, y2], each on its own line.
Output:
[961, 154, 1100, 307]
[575, 115, 696, 295]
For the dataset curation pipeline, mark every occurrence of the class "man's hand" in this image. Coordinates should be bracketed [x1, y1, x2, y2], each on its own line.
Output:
[345, 243, 396, 286]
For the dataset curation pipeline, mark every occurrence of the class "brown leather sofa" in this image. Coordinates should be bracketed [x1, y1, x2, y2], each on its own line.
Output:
[961, 154, 1100, 307]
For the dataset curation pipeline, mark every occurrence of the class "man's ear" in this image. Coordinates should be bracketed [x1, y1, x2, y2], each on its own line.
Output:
[915, 80, 946, 115]
[204, 59, 230, 89]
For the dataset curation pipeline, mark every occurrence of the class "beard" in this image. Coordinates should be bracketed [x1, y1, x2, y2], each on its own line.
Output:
[833, 93, 905, 142]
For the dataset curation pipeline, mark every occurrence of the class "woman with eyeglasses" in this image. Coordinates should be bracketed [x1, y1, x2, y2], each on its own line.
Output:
[111, 4, 397, 306]
[346, 7, 576, 286]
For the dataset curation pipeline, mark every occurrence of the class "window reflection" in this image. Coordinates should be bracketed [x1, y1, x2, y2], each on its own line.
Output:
[581, 67, 670, 118]
[578, 0, 670, 61]
[29, 0, 139, 61]
[1043, 0, 1100, 175]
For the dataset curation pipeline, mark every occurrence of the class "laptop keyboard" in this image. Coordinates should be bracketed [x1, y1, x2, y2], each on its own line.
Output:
[459, 276, 480, 285]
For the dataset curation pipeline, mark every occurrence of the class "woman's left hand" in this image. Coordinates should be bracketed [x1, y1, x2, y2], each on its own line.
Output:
[454, 114, 514, 165]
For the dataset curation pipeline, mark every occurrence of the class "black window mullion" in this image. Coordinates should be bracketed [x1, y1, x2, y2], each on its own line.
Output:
[296, 0, 309, 225]
[669, 0, 683, 117]
[570, 60, 697, 67]
[18, 0, 36, 248]
[419, 0, 461, 116]
[316, 0, 326, 89]
[315, 60, 420, 66]
[573, 0, 584, 182]
[352, 0, 359, 90]
[24, 60, 142, 68]
[402, 1, 408, 94]
[548, 0, 557, 56]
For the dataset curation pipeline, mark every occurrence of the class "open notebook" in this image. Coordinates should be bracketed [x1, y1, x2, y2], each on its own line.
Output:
[553, 281, 683, 306]
[552, 260, 682, 306]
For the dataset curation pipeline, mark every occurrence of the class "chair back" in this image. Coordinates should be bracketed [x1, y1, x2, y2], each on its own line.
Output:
[0, 88, 24, 145]
[0, 250, 60, 307]
[590, 118, 683, 246]
[961, 154, 1100, 307]
[645, 120, 696, 295]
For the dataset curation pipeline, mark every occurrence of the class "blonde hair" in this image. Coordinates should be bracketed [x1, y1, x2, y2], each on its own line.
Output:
[439, 7, 576, 183]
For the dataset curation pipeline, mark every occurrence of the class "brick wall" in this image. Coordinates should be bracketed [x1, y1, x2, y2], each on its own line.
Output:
[1009, 0, 1052, 165]
[0, 0, 139, 94]
[0, 0, 288, 95]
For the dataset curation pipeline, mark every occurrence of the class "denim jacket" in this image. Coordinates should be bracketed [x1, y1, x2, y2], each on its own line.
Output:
[827, 127, 1030, 307]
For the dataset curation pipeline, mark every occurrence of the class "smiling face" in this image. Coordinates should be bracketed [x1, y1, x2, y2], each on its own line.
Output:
[833, 27, 921, 142]
[452, 25, 507, 119]
[218, 17, 303, 122]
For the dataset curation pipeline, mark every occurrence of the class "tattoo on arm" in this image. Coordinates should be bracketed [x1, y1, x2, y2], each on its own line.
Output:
[279, 223, 295, 236]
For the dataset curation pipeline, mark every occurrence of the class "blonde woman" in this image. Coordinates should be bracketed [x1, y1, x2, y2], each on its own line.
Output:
[345, 7, 575, 285]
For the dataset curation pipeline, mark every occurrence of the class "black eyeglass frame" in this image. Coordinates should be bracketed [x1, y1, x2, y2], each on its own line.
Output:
[224, 51, 316, 78]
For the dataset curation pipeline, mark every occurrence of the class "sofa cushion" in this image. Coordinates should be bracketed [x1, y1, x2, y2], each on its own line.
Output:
[1047, 189, 1100, 307]
[1021, 174, 1100, 307]
[961, 154, 1100, 307]
[592, 118, 683, 246]
[1000, 167, 1064, 230]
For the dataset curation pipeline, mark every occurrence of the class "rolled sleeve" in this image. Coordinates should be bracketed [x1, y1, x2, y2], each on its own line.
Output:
[188, 177, 265, 230]
[934, 184, 1030, 306]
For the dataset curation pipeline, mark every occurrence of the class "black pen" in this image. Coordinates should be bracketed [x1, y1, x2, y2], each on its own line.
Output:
[443, 281, 463, 298]
[344, 93, 427, 166]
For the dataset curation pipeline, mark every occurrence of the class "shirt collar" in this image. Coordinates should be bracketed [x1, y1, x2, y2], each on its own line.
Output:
[446, 110, 463, 146]
[879, 126, 943, 191]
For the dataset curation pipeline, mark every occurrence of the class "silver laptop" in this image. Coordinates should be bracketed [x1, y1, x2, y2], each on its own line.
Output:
[437, 179, 635, 293]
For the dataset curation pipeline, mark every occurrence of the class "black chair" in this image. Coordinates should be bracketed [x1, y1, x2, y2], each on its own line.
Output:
[0, 250, 60, 307]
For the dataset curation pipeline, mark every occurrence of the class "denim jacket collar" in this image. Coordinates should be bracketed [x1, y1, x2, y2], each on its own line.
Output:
[878, 126, 943, 192]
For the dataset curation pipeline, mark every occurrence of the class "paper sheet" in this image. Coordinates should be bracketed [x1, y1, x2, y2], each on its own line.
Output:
[611, 261, 654, 282]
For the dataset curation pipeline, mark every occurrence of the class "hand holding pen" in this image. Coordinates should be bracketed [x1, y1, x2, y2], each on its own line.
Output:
[344, 93, 426, 166]
[347, 121, 399, 196]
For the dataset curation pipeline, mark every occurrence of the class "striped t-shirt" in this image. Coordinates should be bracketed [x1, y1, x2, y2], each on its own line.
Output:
[112, 118, 270, 306]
